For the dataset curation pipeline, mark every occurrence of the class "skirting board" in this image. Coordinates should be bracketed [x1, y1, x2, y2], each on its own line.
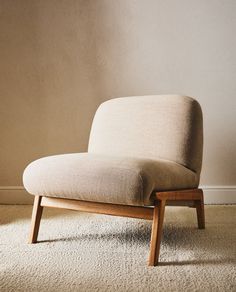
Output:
[0, 186, 235, 205]
[201, 186, 236, 204]
[0, 187, 33, 204]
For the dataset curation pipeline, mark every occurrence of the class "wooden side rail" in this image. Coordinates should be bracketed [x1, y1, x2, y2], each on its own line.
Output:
[156, 188, 203, 201]
[41, 197, 154, 220]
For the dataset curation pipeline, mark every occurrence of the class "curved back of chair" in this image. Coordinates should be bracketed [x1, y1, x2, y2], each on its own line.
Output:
[88, 95, 203, 175]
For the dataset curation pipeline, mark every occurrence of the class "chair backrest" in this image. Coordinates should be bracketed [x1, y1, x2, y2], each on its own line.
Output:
[88, 95, 203, 175]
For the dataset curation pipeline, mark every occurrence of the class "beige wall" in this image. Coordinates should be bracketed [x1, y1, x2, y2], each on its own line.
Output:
[0, 0, 236, 203]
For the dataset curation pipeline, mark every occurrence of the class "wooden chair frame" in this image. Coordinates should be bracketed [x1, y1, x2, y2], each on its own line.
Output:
[29, 188, 205, 266]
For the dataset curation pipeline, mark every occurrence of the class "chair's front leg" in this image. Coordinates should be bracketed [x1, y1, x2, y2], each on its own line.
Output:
[29, 196, 43, 243]
[148, 199, 166, 266]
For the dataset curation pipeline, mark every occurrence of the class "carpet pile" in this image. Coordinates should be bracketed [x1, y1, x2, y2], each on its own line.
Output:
[0, 205, 235, 291]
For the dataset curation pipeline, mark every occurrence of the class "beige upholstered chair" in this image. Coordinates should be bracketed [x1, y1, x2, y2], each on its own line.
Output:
[23, 95, 205, 266]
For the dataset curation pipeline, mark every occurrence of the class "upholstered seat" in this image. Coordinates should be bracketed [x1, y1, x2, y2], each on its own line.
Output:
[23, 153, 198, 206]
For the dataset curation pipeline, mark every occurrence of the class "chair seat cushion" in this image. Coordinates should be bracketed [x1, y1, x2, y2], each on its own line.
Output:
[23, 153, 198, 206]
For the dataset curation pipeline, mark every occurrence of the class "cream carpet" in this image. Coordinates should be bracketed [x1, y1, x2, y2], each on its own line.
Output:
[0, 205, 235, 292]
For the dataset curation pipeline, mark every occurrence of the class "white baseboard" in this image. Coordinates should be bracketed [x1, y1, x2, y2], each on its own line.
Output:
[0, 186, 33, 204]
[0, 186, 235, 205]
[200, 186, 236, 204]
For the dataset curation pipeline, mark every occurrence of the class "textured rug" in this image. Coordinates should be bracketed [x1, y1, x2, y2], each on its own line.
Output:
[0, 205, 235, 292]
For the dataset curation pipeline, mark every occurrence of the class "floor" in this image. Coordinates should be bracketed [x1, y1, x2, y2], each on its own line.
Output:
[0, 205, 236, 292]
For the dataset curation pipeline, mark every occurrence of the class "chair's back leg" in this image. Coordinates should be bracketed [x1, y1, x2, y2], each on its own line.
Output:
[195, 191, 205, 229]
[148, 199, 166, 266]
[29, 196, 43, 243]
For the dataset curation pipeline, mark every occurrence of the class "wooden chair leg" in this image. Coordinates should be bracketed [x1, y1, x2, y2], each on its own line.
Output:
[195, 191, 205, 229]
[148, 199, 166, 266]
[29, 196, 43, 243]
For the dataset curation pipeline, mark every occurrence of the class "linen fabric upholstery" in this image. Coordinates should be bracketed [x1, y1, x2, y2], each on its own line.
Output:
[23, 95, 203, 206]
[23, 153, 198, 206]
[89, 95, 203, 175]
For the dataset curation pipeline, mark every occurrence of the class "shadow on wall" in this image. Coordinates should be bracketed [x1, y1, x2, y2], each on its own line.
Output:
[0, 0, 236, 201]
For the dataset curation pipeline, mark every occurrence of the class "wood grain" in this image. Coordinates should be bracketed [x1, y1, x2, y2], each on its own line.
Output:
[41, 197, 153, 220]
[195, 190, 205, 229]
[156, 188, 203, 201]
[29, 196, 43, 244]
[148, 199, 166, 266]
